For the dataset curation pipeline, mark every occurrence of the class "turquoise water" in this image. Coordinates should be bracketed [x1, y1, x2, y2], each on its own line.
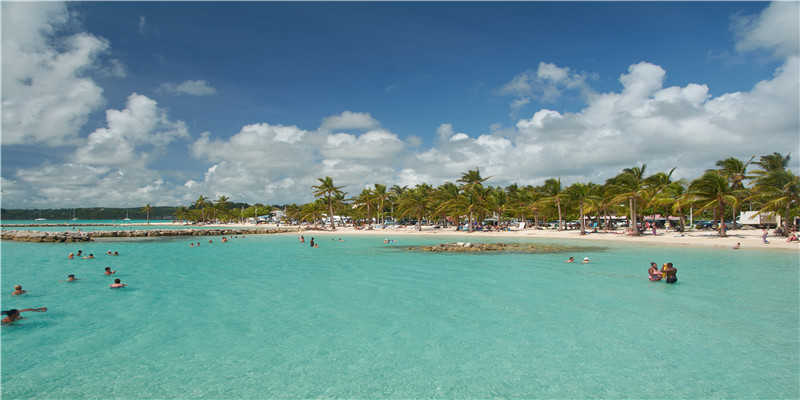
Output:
[2, 232, 798, 398]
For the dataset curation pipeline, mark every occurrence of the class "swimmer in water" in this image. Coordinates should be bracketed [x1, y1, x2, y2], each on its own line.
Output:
[11, 285, 26, 295]
[582, 257, 590, 264]
[84, 254, 95, 259]
[110, 278, 127, 288]
[60, 274, 78, 282]
[1, 308, 47, 324]
[77, 250, 83, 256]
[113, 251, 119, 256]
[663, 263, 678, 284]
[566, 257, 575, 263]
[104, 267, 116, 275]
[68, 253, 75, 259]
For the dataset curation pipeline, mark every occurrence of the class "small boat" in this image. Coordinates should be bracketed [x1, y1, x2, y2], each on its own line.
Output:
[71, 209, 79, 221]
[35, 210, 47, 221]
[123, 210, 131, 221]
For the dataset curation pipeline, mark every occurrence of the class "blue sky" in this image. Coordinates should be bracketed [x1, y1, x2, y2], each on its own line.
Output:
[2, 1, 798, 208]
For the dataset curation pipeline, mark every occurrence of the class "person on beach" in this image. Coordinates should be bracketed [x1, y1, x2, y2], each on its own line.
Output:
[104, 267, 116, 275]
[110, 278, 126, 288]
[566, 257, 575, 263]
[733, 242, 740, 249]
[786, 234, 798, 242]
[11, 285, 26, 295]
[762, 229, 769, 244]
[648, 262, 662, 281]
[1, 308, 47, 324]
[662, 263, 677, 283]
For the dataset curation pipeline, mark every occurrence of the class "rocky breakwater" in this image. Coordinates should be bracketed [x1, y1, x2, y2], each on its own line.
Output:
[1, 228, 294, 242]
[412, 242, 586, 254]
[417, 242, 512, 252]
[1, 230, 91, 242]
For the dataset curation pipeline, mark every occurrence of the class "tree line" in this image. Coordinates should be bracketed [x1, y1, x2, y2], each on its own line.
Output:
[292, 152, 797, 238]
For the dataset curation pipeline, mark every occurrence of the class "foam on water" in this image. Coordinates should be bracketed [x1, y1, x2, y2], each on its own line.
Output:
[2, 233, 798, 398]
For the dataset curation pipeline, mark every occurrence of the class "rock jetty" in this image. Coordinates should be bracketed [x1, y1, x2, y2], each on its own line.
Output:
[411, 242, 586, 254]
[0, 228, 295, 242]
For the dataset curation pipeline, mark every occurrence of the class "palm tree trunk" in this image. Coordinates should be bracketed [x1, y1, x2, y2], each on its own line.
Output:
[328, 195, 336, 230]
[579, 202, 586, 235]
[785, 203, 791, 237]
[557, 203, 563, 231]
[718, 204, 727, 237]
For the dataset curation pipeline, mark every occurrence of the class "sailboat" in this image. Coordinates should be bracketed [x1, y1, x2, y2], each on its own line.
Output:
[71, 209, 79, 221]
[124, 210, 131, 221]
[35, 210, 47, 221]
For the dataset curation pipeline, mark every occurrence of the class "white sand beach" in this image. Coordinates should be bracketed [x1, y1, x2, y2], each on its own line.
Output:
[198, 222, 800, 251]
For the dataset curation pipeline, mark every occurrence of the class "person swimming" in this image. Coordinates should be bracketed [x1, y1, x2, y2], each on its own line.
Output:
[68, 253, 75, 259]
[581, 257, 590, 264]
[1, 307, 47, 324]
[60, 274, 78, 282]
[110, 278, 127, 288]
[104, 267, 116, 275]
[566, 257, 575, 263]
[11, 285, 26, 295]
[663, 263, 677, 284]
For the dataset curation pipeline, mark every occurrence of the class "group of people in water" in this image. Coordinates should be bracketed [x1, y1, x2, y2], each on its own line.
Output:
[299, 235, 345, 248]
[190, 235, 244, 247]
[648, 262, 678, 283]
[3, 249, 128, 324]
[566, 256, 678, 283]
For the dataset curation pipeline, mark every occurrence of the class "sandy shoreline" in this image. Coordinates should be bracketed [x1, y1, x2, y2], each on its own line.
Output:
[192, 222, 800, 251]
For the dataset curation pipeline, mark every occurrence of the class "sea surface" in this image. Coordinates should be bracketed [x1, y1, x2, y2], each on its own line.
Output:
[1, 229, 798, 399]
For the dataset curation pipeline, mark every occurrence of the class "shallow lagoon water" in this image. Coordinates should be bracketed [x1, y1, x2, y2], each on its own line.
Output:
[2, 232, 798, 398]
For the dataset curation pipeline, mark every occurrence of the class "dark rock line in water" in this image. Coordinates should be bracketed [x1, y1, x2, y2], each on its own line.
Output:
[410, 242, 605, 254]
[0, 228, 299, 242]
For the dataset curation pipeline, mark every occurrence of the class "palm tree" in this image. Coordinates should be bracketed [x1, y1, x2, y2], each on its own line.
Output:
[301, 200, 327, 229]
[312, 177, 345, 230]
[457, 168, 491, 192]
[433, 182, 460, 230]
[396, 184, 433, 231]
[373, 184, 389, 227]
[752, 152, 791, 176]
[388, 184, 408, 221]
[565, 183, 594, 235]
[140, 203, 153, 225]
[715, 157, 754, 228]
[174, 206, 190, 223]
[542, 178, 566, 231]
[192, 195, 209, 224]
[352, 188, 378, 229]
[607, 165, 648, 236]
[749, 168, 799, 236]
[689, 170, 738, 237]
[214, 195, 232, 223]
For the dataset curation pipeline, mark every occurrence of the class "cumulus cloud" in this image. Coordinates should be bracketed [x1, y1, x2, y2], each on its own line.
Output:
[732, 1, 799, 58]
[73, 93, 189, 168]
[320, 111, 380, 132]
[496, 62, 594, 115]
[1, 2, 108, 146]
[157, 80, 217, 96]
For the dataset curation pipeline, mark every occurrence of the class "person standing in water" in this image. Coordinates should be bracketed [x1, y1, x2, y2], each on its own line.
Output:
[663, 263, 677, 284]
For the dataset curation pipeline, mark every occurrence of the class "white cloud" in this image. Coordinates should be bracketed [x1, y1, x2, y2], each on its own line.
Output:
[1, 2, 108, 146]
[157, 80, 217, 96]
[733, 2, 799, 58]
[73, 93, 189, 168]
[320, 111, 380, 132]
[496, 62, 593, 113]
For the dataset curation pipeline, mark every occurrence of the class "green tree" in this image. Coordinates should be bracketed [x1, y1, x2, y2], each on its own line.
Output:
[715, 157, 754, 228]
[192, 195, 210, 224]
[140, 203, 153, 225]
[749, 168, 799, 236]
[312, 177, 345, 230]
[542, 178, 566, 231]
[396, 184, 433, 231]
[689, 170, 738, 237]
[607, 165, 649, 236]
[565, 183, 595, 235]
